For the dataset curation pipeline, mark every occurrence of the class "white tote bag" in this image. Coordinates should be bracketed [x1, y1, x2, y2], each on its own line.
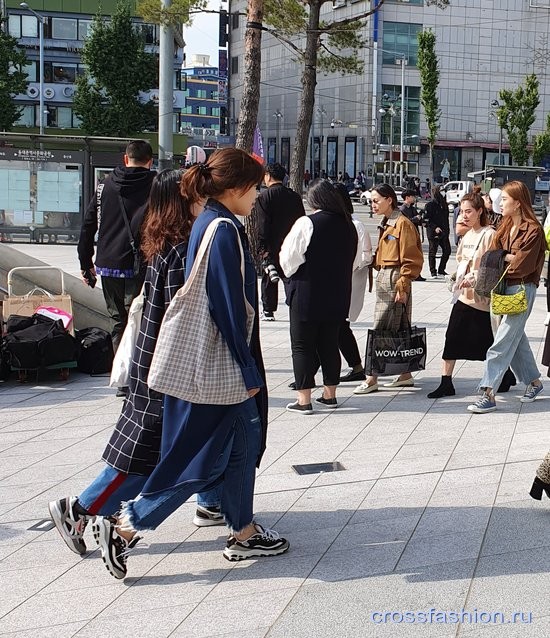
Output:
[148, 218, 254, 404]
[109, 289, 144, 388]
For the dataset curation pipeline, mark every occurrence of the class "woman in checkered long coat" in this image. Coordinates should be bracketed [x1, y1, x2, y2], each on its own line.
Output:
[48, 170, 222, 556]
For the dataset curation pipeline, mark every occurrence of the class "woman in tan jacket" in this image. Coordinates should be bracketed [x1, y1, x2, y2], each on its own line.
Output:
[427, 192, 496, 398]
[354, 184, 423, 395]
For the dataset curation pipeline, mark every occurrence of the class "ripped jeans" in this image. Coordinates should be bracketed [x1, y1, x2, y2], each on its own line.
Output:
[120, 398, 261, 533]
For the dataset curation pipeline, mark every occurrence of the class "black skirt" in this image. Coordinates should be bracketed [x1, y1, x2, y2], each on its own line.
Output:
[442, 300, 493, 361]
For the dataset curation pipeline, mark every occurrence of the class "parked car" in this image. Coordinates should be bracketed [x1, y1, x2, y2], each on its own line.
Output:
[359, 186, 405, 207]
[441, 180, 474, 210]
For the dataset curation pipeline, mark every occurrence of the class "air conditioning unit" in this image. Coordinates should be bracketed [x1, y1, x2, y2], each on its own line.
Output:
[62, 86, 74, 97]
[26, 86, 39, 99]
[43, 87, 55, 99]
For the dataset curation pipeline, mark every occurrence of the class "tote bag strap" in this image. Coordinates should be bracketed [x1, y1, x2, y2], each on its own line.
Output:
[183, 217, 245, 293]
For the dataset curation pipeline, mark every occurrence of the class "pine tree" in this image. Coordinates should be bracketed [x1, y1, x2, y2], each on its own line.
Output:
[73, 1, 158, 136]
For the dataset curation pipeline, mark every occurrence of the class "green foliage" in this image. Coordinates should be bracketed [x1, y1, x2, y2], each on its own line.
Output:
[137, 0, 206, 27]
[497, 74, 540, 166]
[264, 0, 307, 35]
[0, 18, 29, 131]
[533, 114, 550, 166]
[417, 29, 440, 146]
[74, 1, 158, 136]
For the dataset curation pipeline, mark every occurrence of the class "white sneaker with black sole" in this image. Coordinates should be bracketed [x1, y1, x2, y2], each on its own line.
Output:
[92, 516, 141, 580]
[223, 523, 289, 561]
[193, 504, 225, 527]
[48, 496, 91, 555]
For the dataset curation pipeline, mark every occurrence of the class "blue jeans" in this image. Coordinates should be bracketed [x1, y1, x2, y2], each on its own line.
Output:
[78, 466, 222, 516]
[480, 283, 540, 392]
[121, 398, 261, 533]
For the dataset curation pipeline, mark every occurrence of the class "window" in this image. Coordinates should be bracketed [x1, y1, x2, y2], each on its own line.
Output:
[211, 107, 220, 116]
[78, 20, 92, 40]
[196, 89, 207, 98]
[197, 106, 207, 115]
[139, 24, 157, 45]
[22, 15, 38, 37]
[23, 62, 37, 82]
[182, 105, 193, 114]
[231, 12, 239, 29]
[53, 64, 77, 83]
[344, 137, 356, 179]
[267, 138, 276, 164]
[326, 137, 338, 179]
[52, 18, 78, 40]
[8, 15, 21, 38]
[281, 138, 290, 173]
[17, 105, 36, 127]
[380, 85, 421, 144]
[382, 22, 422, 66]
[231, 56, 239, 75]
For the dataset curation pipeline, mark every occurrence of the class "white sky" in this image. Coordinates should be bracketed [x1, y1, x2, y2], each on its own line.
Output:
[182, 2, 222, 67]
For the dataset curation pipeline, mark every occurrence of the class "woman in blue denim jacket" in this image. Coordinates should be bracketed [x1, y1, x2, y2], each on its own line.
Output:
[92, 149, 289, 579]
[468, 181, 546, 414]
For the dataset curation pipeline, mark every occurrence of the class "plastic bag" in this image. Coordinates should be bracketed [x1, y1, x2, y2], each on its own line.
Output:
[109, 291, 144, 388]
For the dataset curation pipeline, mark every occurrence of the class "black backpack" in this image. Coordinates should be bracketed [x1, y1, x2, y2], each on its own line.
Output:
[3, 314, 78, 369]
[76, 327, 114, 375]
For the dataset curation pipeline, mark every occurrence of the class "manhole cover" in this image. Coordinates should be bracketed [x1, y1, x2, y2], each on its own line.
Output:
[27, 519, 55, 532]
[292, 462, 346, 475]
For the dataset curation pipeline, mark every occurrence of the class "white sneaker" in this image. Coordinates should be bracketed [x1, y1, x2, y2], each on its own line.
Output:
[545, 313, 550, 326]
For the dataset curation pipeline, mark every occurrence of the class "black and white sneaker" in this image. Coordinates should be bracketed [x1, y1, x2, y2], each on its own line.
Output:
[193, 504, 225, 527]
[223, 523, 290, 561]
[286, 401, 313, 415]
[92, 516, 141, 580]
[48, 496, 90, 555]
[261, 311, 275, 321]
[315, 396, 338, 409]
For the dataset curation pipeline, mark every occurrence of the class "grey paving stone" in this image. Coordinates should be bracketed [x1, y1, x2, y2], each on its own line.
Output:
[72, 605, 197, 638]
[397, 529, 486, 570]
[168, 588, 298, 637]
[0, 621, 87, 637]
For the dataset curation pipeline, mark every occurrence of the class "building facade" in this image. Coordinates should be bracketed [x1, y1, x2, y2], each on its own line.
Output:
[228, 0, 550, 182]
[5, 0, 186, 134]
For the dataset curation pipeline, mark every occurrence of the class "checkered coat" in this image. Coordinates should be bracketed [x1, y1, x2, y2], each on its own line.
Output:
[101, 242, 187, 474]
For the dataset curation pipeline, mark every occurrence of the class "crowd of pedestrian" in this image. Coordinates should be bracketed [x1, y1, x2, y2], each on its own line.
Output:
[48, 142, 549, 582]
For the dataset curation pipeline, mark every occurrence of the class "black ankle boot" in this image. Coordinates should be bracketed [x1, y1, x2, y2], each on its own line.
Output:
[498, 368, 517, 393]
[427, 376, 455, 399]
[530, 476, 550, 500]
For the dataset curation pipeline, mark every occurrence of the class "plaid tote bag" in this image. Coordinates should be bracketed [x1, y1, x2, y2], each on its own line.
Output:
[148, 218, 254, 404]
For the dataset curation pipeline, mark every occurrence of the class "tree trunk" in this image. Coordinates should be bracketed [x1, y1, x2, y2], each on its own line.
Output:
[235, 0, 263, 152]
[289, 1, 321, 194]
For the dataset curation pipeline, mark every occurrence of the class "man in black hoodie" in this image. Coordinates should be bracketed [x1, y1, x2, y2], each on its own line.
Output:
[255, 163, 305, 320]
[78, 140, 155, 370]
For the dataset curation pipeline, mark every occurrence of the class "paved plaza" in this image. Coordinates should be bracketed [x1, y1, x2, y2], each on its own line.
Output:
[1, 212, 550, 637]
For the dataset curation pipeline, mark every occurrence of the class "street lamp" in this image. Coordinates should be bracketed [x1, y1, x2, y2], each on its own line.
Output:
[379, 94, 399, 185]
[273, 110, 282, 163]
[490, 99, 503, 165]
[20, 3, 46, 135]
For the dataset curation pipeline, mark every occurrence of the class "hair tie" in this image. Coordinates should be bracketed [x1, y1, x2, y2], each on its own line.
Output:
[198, 163, 210, 175]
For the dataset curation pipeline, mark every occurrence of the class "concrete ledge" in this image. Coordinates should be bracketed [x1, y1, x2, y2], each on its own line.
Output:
[0, 244, 110, 331]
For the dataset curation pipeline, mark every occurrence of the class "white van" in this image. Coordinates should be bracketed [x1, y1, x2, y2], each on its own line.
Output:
[441, 180, 474, 208]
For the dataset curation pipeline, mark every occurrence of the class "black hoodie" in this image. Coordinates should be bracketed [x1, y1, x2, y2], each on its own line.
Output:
[78, 165, 155, 273]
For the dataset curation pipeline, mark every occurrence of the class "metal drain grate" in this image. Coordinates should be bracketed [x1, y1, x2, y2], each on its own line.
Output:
[292, 461, 346, 475]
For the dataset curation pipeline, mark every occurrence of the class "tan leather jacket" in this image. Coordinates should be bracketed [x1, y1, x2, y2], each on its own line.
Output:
[375, 213, 423, 294]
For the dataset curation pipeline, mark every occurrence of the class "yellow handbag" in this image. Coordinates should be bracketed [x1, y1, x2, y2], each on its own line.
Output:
[490, 266, 527, 316]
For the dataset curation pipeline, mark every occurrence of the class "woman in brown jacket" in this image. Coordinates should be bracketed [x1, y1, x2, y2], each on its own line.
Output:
[468, 180, 546, 414]
[354, 184, 423, 395]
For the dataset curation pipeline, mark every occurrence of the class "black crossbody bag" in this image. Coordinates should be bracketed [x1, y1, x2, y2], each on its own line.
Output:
[117, 193, 141, 276]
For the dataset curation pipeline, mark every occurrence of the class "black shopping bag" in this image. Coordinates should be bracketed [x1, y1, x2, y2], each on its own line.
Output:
[365, 325, 427, 376]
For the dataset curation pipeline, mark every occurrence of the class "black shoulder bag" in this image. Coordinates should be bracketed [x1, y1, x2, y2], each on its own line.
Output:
[117, 192, 141, 276]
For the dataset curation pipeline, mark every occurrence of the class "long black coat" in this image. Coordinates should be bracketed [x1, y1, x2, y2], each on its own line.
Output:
[101, 242, 187, 474]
